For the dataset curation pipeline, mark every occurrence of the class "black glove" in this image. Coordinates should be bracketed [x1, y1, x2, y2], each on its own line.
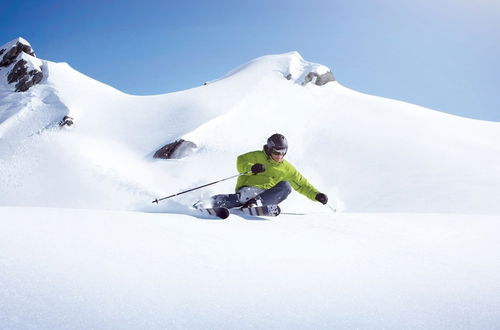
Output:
[251, 163, 265, 174]
[315, 193, 328, 205]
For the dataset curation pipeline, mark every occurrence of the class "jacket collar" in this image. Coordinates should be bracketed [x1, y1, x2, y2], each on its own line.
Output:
[262, 149, 284, 166]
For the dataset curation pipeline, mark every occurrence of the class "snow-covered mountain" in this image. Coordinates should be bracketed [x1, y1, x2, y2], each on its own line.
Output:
[1, 38, 500, 329]
[1, 38, 499, 213]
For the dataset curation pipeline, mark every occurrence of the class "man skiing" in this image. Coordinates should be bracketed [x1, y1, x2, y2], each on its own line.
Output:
[209, 133, 328, 209]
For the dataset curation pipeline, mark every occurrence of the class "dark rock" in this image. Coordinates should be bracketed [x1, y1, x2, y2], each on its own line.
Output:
[0, 41, 35, 67]
[7, 59, 28, 83]
[303, 71, 335, 86]
[59, 116, 74, 127]
[1, 40, 43, 92]
[30, 69, 43, 85]
[7, 59, 43, 92]
[285, 73, 292, 80]
[154, 139, 197, 159]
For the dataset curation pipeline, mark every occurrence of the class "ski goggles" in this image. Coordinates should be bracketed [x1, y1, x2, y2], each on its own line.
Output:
[271, 148, 287, 155]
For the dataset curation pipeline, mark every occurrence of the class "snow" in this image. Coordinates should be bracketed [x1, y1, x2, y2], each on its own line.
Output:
[1, 207, 500, 329]
[1, 38, 500, 328]
[213, 51, 330, 86]
[0, 37, 32, 55]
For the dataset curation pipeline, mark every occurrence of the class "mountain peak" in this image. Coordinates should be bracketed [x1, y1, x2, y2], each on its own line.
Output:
[0, 37, 36, 63]
[283, 51, 335, 86]
[213, 51, 335, 87]
[0, 37, 43, 92]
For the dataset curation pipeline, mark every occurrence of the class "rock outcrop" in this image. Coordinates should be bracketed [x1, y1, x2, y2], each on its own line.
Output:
[59, 116, 74, 127]
[0, 40, 36, 66]
[7, 59, 44, 92]
[0, 38, 43, 92]
[154, 139, 197, 159]
[302, 71, 335, 86]
[283, 51, 335, 86]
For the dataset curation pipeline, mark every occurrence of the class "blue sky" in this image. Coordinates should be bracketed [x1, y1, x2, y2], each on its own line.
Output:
[2, 0, 499, 121]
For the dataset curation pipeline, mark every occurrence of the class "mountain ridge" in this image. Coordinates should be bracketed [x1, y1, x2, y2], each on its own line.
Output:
[0, 38, 499, 214]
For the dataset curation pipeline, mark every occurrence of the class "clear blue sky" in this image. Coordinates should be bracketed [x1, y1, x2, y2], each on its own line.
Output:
[2, 0, 499, 121]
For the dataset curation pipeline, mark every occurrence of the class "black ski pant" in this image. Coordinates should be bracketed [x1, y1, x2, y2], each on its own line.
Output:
[211, 181, 292, 208]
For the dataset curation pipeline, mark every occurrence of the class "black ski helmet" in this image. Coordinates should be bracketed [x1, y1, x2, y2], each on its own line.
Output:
[264, 133, 288, 156]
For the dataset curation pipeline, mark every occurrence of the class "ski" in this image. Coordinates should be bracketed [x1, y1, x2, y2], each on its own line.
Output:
[196, 206, 230, 219]
[192, 201, 230, 219]
[193, 201, 280, 218]
[240, 204, 281, 217]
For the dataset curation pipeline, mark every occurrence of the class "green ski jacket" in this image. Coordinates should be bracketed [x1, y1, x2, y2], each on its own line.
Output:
[235, 150, 319, 201]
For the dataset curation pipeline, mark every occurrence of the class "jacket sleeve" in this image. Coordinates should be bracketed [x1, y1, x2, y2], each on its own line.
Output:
[237, 152, 257, 174]
[287, 163, 319, 201]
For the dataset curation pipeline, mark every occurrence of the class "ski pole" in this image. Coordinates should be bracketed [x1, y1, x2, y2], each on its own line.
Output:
[326, 204, 337, 213]
[152, 170, 252, 204]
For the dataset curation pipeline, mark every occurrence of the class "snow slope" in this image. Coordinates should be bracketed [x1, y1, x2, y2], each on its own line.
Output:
[1, 38, 500, 328]
[1, 208, 500, 329]
[1, 44, 499, 213]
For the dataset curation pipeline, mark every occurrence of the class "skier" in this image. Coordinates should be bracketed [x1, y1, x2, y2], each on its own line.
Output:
[209, 133, 328, 209]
